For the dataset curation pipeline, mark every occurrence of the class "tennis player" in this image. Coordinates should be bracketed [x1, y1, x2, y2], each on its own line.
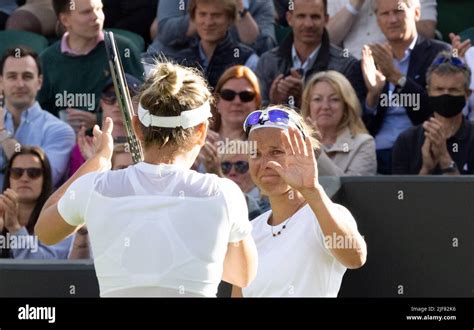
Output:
[35, 62, 258, 297]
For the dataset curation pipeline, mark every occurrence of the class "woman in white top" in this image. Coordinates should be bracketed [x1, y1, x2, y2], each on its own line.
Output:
[232, 105, 367, 297]
[35, 62, 258, 297]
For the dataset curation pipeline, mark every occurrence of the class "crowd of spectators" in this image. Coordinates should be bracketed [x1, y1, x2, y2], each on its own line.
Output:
[0, 0, 472, 262]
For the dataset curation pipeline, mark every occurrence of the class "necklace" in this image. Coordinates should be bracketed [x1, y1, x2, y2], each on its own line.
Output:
[270, 200, 307, 237]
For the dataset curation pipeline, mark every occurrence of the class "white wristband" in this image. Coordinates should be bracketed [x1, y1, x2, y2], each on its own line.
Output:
[346, 2, 360, 15]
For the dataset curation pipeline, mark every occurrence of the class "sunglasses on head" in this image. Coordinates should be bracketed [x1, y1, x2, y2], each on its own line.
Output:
[220, 89, 256, 103]
[10, 167, 43, 180]
[243, 109, 306, 138]
[221, 161, 249, 175]
[431, 56, 467, 69]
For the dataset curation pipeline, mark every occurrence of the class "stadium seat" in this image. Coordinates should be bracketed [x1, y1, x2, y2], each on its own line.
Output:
[459, 27, 474, 43]
[106, 28, 145, 52]
[0, 30, 49, 56]
[437, 0, 474, 42]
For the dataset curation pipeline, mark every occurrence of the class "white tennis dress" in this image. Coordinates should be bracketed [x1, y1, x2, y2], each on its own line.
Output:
[58, 162, 252, 297]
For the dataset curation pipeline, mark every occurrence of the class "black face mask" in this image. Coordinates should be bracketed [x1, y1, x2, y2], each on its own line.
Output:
[428, 94, 466, 118]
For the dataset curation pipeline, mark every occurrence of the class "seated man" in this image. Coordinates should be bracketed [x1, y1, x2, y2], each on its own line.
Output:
[0, 47, 75, 188]
[255, 0, 366, 108]
[158, 0, 258, 89]
[148, 0, 276, 56]
[361, 0, 450, 174]
[327, 0, 438, 59]
[392, 52, 474, 175]
[37, 0, 143, 131]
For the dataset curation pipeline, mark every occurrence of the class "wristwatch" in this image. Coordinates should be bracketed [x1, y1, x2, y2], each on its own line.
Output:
[239, 8, 249, 18]
[0, 128, 12, 144]
[441, 161, 458, 174]
[396, 75, 407, 90]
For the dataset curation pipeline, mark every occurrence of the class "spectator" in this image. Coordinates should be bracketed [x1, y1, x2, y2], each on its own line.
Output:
[70, 73, 142, 176]
[37, 0, 143, 126]
[6, 0, 58, 37]
[0, 0, 17, 30]
[148, 0, 276, 56]
[327, 0, 438, 59]
[302, 71, 377, 176]
[220, 147, 269, 220]
[0, 47, 75, 188]
[361, 0, 450, 174]
[195, 65, 260, 175]
[102, 0, 158, 45]
[255, 0, 366, 108]
[154, 0, 258, 89]
[392, 52, 474, 175]
[0, 146, 73, 259]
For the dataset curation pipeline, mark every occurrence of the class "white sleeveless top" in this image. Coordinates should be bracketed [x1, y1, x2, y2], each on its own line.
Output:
[58, 162, 252, 297]
[242, 204, 356, 297]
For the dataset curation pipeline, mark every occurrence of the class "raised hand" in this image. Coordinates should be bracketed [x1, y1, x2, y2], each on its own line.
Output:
[449, 33, 471, 59]
[92, 117, 114, 161]
[362, 45, 386, 94]
[0, 188, 21, 233]
[266, 127, 319, 193]
[77, 126, 96, 160]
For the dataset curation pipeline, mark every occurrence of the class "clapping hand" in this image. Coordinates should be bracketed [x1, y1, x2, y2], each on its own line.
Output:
[0, 189, 21, 233]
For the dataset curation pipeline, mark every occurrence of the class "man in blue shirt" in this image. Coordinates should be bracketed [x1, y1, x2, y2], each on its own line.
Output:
[0, 47, 75, 188]
[361, 0, 449, 174]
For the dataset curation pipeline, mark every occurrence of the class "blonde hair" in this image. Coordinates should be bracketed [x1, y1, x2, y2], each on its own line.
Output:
[189, 0, 238, 22]
[138, 61, 213, 150]
[301, 71, 368, 136]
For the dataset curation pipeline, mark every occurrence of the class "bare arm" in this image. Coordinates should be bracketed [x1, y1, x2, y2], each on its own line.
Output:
[234, 0, 259, 45]
[327, 0, 365, 47]
[222, 235, 258, 288]
[35, 119, 114, 245]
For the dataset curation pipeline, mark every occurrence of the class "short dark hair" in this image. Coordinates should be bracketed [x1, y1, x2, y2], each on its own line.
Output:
[0, 46, 42, 76]
[52, 0, 72, 17]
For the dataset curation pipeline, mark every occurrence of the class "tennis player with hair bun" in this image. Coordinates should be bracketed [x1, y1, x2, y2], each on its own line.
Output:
[232, 105, 367, 297]
[35, 62, 258, 297]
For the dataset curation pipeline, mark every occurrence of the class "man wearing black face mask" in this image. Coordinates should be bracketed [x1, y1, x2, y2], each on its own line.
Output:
[392, 52, 474, 175]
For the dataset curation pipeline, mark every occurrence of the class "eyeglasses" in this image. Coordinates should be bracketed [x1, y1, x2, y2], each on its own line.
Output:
[431, 56, 467, 69]
[243, 108, 306, 138]
[221, 161, 249, 175]
[102, 91, 136, 105]
[10, 167, 43, 180]
[220, 89, 256, 103]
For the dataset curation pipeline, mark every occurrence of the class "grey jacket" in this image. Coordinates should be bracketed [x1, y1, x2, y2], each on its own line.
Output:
[148, 0, 276, 56]
[317, 128, 377, 176]
[255, 29, 367, 106]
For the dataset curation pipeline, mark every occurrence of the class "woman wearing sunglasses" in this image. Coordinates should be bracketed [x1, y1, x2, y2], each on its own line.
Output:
[0, 146, 73, 259]
[35, 62, 257, 297]
[232, 105, 367, 297]
[220, 147, 270, 220]
[198, 65, 261, 174]
[302, 71, 377, 176]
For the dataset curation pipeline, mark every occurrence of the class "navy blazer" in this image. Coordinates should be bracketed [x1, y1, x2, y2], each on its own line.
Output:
[363, 35, 451, 136]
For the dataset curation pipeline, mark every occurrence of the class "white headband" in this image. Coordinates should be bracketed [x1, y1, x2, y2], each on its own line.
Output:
[138, 101, 212, 129]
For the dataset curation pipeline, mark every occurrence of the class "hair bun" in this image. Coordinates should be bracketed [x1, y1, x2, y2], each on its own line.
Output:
[149, 62, 184, 97]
